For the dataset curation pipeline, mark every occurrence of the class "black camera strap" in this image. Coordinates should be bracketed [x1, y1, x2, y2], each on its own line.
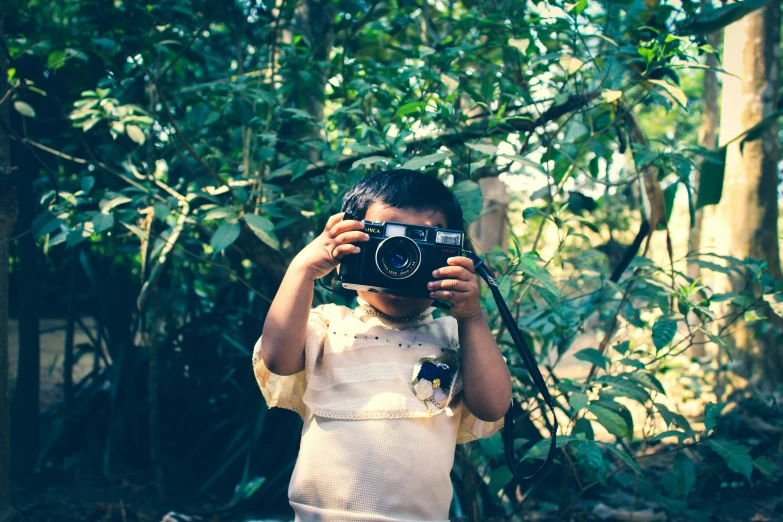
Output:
[464, 251, 558, 484]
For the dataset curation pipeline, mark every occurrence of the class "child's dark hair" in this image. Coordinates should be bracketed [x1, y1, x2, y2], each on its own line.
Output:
[341, 169, 464, 231]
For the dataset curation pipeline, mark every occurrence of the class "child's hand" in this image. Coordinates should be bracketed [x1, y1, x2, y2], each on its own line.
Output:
[428, 256, 482, 321]
[292, 212, 369, 280]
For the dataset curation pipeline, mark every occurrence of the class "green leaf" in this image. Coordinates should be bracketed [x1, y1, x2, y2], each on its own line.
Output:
[647, 79, 688, 108]
[351, 156, 390, 169]
[465, 142, 498, 156]
[497, 275, 512, 300]
[126, 124, 145, 145]
[744, 309, 766, 322]
[487, 465, 513, 498]
[522, 207, 546, 221]
[652, 320, 678, 351]
[92, 213, 115, 232]
[630, 372, 666, 395]
[31, 211, 63, 238]
[14, 101, 36, 118]
[663, 181, 678, 225]
[99, 193, 132, 212]
[683, 0, 769, 35]
[569, 392, 589, 413]
[522, 435, 578, 461]
[202, 207, 236, 221]
[753, 457, 779, 479]
[574, 440, 608, 483]
[695, 147, 726, 208]
[697, 326, 732, 361]
[232, 97, 254, 126]
[648, 430, 690, 443]
[704, 402, 727, 433]
[738, 109, 783, 153]
[499, 154, 547, 174]
[153, 202, 170, 221]
[705, 439, 753, 481]
[573, 348, 609, 370]
[243, 214, 280, 250]
[600, 442, 642, 475]
[589, 404, 629, 439]
[80, 176, 95, 194]
[210, 221, 241, 254]
[614, 341, 630, 355]
[290, 159, 308, 181]
[395, 102, 427, 118]
[451, 180, 483, 225]
[674, 452, 696, 499]
[401, 152, 452, 170]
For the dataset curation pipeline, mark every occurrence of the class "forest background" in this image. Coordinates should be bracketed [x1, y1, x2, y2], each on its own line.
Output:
[2, 0, 783, 520]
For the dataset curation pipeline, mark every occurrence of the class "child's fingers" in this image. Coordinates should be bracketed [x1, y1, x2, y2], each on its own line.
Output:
[332, 243, 361, 260]
[334, 230, 370, 245]
[325, 212, 345, 230]
[429, 289, 469, 301]
[427, 279, 471, 292]
[446, 256, 475, 272]
[432, 265, 475, 281]
[330, 218, 365, 237]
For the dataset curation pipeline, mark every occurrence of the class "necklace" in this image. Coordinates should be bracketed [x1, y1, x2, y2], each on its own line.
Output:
[361, 305, 430, 323]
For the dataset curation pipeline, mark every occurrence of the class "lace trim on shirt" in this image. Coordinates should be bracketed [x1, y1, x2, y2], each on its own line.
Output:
[305, 392, 458, 420]
[308, 362, 415, 391]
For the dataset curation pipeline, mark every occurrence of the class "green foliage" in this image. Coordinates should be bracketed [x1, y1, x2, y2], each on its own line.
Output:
[8, 0, 783, 518]
[704, 439, 753, 481]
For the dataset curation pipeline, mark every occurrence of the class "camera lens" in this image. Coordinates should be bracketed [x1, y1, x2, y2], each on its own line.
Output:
[376, 236, 421, 279]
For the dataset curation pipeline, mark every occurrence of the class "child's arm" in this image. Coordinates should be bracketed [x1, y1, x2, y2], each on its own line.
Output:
[260, 212, 369, 376]
[428, 257, 512, 422]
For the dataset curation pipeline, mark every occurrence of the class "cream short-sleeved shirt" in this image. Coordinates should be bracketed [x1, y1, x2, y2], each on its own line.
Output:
[252, 298, 503, 522]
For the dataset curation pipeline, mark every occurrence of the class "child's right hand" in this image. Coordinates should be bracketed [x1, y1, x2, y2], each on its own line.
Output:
[292, 212, 369, 280]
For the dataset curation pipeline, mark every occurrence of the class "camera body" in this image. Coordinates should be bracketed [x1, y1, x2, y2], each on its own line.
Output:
[338, 212, 464, 299]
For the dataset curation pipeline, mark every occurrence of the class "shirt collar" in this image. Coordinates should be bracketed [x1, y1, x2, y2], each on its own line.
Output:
[354, 296, 436, 328]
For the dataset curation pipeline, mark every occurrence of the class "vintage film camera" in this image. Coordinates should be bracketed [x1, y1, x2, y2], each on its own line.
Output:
[338, 211, 465, 298]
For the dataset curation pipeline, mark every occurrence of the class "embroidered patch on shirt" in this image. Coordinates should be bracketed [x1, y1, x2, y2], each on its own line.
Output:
[412, 354, 460, 416]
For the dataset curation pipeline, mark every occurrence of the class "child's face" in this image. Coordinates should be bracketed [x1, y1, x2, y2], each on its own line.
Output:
[357, 202, 448, 318]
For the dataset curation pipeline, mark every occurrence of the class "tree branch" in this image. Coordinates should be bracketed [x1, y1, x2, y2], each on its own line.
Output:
[266, 89, 601, 184]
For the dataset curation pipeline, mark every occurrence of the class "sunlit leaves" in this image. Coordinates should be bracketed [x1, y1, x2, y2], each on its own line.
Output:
[401, 152, 452, 170]
[242, 214, 280, 250]
[647, 79, 688, 109]
[590, 403, 629, 439]
[14, 100, 36, 118]
[574, 348, 609, 370]
[210, 221, 241, 254]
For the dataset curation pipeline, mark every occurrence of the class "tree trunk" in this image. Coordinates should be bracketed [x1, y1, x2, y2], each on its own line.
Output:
[63, 250, 77, 414]
[468, 176, 510, 254]
[10, 141, 39, 483]
[714, 0, 782, 383]
[688, 21, 721, 358]
[0, 2, 21, 520]
[278, 0, 336, 159]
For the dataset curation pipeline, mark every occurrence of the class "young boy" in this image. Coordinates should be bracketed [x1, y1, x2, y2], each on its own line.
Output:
[253, 169, 511, 521]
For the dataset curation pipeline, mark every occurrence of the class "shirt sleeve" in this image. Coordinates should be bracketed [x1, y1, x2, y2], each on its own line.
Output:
[441, 315, 506, 444]
[251, 304, 332, 420]
[456, 400, 505, 444]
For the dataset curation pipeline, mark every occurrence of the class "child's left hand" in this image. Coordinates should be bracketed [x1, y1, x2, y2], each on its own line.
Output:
[428, 256, 482, 322]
